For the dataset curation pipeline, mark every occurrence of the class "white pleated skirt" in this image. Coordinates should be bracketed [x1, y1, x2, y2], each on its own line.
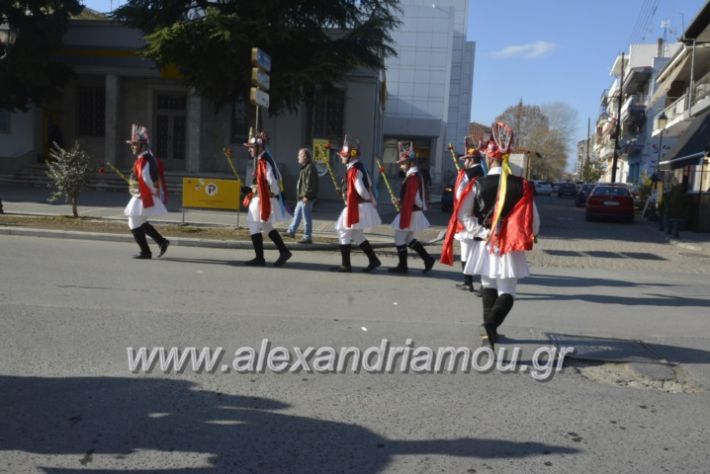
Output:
[391, 210, 430, 232]
[247, 196, 291, 225]
[464, 241, 530, 279]
[123, 196, 168, 218]
[335, 203, 382, 231]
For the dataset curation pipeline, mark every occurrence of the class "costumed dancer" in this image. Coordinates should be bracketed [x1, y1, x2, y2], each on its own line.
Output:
[465, 124, 540, 351]
[333, 134, 382, 272]
[243, 130, 293, 267]
[441, 137, 485, 291]
[388, 141, 435, 274]
[123, 124, 170, 259]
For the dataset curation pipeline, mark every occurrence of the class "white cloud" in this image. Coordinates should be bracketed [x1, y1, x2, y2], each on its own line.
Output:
[489, 41, 558, 59]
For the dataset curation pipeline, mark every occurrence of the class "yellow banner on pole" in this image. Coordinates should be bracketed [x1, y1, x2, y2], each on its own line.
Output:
[182, 177, 241, 210]
[313, 138, 330, 163]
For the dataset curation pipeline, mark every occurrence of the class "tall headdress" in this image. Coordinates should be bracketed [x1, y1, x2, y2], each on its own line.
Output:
[338, 134, 361, 160]
[126, 124, 150, 147]
[243, 127, 269, 148]
[488, 121, 515, 243]
[396, 140, 416, 164]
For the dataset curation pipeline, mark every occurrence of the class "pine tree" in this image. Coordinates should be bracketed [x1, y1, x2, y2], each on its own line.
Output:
[113, 0, 400, 112]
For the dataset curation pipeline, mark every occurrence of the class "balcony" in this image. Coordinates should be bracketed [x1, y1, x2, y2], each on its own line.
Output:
[620, 94, 646, 122]
[623, 66, 652, 95]
[652, 95, 690, 137]
[690, 69, 710, 116]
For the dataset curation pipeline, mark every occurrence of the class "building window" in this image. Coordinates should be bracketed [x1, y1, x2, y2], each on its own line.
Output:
[231, 99, 250, 144]
[306, 87, 345, 145]
[0, 110, 9, 133]
[155, 93, 187, 161]
[76, 86, 105, 137]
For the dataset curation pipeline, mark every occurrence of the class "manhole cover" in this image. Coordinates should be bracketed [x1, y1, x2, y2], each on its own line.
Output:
[546, 333, 670, 364]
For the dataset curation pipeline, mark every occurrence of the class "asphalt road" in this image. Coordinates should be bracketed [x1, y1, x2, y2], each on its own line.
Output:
[1, 196, 710, 473]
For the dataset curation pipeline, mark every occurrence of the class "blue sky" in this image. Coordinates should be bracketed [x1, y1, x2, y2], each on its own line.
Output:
[467, 0, 706, 168]
[82, 0, 706, 169]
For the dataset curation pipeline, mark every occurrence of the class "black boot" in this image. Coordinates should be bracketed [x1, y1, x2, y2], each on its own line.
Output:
[491, 293, 514, 332]
[409, 239, 435, 274]
[388, 245, 408, 273]
[456, 268, 474, 292]
[142, 223, 170, 257]
[245, 233, 266, 266]
[359, 240, 381, 272]
[479, 288, 499, 350]
[269, 229, 292, 267]
[332, 244, 352, 272]
[130, 227, 152, 259]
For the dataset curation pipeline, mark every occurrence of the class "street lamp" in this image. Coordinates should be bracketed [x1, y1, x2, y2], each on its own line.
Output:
[0, 23, 18, 60]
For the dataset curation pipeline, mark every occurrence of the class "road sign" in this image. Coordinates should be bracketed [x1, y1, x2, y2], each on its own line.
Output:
[182, 177, 241, 210]
[251, 67, 270, 91]
[250, 87, 270, 108]
[251, 47, 271, 72]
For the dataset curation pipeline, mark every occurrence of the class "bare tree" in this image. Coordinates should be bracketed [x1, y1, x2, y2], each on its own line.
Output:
[495, 100, 577, 180]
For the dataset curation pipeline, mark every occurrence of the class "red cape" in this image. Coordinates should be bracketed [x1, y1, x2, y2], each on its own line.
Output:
[439, 177, 477, 265]
[489, 180, 535, 254]
[398, 172, 420, 229]
[133, 157, 155, 208]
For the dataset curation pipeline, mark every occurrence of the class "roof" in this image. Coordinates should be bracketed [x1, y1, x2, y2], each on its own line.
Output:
[659, 110, 710, 169]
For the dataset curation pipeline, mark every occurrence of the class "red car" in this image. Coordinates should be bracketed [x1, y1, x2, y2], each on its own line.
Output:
[585, 183, 635, 223]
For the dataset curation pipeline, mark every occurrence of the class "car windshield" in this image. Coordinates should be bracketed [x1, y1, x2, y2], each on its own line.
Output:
[591, 187, 630, 197]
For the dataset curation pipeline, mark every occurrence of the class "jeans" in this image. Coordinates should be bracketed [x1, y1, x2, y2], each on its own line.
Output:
[288, 199, 313, 239]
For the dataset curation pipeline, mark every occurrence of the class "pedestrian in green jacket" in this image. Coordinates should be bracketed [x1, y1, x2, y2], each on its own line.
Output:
[286, 148, 319, 243]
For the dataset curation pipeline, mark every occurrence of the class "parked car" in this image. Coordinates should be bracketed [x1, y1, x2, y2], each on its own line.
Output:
[585, 183, 635, 223]
[557, 182, 577, 198]
[551, 182, 561, 194]
[532, 180, 552, 195]
[575, 183, 596, 207]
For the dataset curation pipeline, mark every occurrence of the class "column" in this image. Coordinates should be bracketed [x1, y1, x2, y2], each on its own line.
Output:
[104, 74, 120, 166]
[186, 88, 201, 173]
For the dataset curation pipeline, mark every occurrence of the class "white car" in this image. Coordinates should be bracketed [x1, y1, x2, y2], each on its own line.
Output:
[533, 180, 552, 195]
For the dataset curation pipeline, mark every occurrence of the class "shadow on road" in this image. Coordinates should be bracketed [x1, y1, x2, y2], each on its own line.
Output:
[0, 376, 578, 472]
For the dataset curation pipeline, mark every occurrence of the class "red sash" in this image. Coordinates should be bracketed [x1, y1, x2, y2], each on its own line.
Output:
[133, 157, 154, 208]
[439, 178, 477, 265]
[256, 159, 271, 221]
[398, 173, 420, 229]
[489, 180, 535, 255]
[345, 167, 360, 226]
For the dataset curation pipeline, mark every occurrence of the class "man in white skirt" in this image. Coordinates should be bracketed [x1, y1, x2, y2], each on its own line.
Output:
[464, 141, 539, 350]
[452, 141, 485, 290]
[123, 124, 169, 259]
[243, 130, 292, 267]
[388, 141, 435, 274]
[333, 135, 382, 273]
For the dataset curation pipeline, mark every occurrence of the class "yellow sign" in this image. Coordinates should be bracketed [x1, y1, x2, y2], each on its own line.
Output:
[313, 138, 330, 163]
[182, 177, 241, 210]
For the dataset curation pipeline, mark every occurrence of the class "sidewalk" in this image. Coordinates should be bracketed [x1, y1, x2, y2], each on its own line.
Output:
[0, 185, 448, 247]
[644, 218, 710, 253]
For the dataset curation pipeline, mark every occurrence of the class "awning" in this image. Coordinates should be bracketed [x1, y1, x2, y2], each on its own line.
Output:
[659, 110, 710, 169]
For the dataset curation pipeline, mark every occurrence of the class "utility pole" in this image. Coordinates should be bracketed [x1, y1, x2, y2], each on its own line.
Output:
[585, 116, 591, 180]
[611, 52, 624, 183]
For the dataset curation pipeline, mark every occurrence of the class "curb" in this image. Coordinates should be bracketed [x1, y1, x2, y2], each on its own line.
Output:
[0, 226, 445, 253]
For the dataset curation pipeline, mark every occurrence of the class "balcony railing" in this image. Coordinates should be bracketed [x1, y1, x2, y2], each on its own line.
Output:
[656, 94, 688, 130]
[621, 93, 646, 119]
[691, 69, 710, 114]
